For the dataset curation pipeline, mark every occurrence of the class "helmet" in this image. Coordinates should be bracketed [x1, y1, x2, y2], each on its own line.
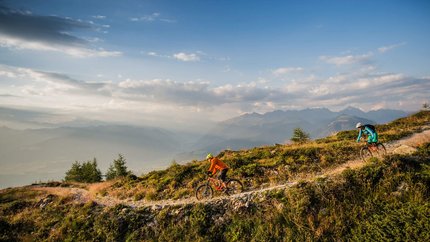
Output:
[206, 153, 213, 159]
[356, 122, 362, 128]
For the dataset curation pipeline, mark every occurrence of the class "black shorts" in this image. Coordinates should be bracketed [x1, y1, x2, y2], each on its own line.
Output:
[218, 168, 229, 182]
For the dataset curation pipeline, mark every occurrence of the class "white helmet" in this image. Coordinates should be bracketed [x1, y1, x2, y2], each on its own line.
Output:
[356, 122, 362, 128]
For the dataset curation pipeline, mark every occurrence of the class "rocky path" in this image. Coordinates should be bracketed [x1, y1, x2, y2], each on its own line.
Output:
[33, 129, 430, 209]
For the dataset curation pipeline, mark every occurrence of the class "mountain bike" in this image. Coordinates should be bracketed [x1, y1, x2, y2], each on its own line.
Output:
[195, 175, 244, 200]
[360, 142, 387, 162]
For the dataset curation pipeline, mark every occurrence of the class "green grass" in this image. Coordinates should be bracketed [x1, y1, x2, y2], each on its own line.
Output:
[1, 111, 430, 241]
[104, 111, 430, 201]
[1, 143, 429, 241]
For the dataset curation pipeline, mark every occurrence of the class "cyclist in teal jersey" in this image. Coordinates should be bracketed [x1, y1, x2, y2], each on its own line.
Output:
[356, 122, 378, 144]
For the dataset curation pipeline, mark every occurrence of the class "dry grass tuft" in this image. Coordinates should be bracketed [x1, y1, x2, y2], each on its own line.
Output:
[87, 180, 115, 197]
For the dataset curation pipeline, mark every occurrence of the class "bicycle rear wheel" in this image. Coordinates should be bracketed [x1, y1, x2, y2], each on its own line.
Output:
[360, 147, 373, 162]
[195, 184, 213, 200]
[225, 179, 244, 196]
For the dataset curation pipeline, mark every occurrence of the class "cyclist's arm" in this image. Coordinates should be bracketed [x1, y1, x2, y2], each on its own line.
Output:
[208, 159, 216, 174]
[356, 129, 363, 142]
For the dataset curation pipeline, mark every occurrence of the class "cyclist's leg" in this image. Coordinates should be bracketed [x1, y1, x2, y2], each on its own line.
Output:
[367, 136, 376, 150]
[222, 168, 229, 181]
[367, 136, 372, 145]
[218, 168, 228, 188]
[215, 171, 222, 188]
[373, 132, 378, 143]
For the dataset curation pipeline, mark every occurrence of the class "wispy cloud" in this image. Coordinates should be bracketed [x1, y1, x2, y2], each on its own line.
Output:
[173, 52, 200, 62]
[130, 12, 175, 23]
[378, 42, 406, 53]
[320, 52, 373, 66]
[0, 5, 121, 58]
[272, 67, 304, 75]
[0, 34, 121, 57]
[92, 15, 106, 19]
[146, 51, 217, 63]
[147, 52, 158, 57]
[145, 51, 170, 59]
[0, 65, 109, 96]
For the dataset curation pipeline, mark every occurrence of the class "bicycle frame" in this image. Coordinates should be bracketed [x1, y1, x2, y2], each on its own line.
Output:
[360, 142, 387, 162]
[207, 176, 225, 191]
[195, 176, 244, 200]
[366, 143, 378, 151]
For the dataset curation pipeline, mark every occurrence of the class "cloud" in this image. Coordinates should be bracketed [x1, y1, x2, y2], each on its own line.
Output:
[378, 42, 406, 53]
[0, 34, 121, 57]
[114, 72, 429, 114]
[131, 12, 160, 22]
[147, 52, 158, 57]
[272, 67, 303, 75]
[0, 69, 17, 78]
[320, 52, 373, 66]
[36, 71, 108, 92]
[92, 15, 106, 19]
[145, 51, 170, 58]
[0, 5, 121, 57]
[118, 79, 215, 105]
[0, 65, 110, 97]
[1, 58, 428, 127]
[173, 52, 200, 62]
[1, 65, 280, 108]
[130, 12, 175, 23]
[145, 51, 204, 62]
[287, 70, 430, 111]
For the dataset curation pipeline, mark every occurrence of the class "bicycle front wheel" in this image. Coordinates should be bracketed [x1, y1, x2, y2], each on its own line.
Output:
[195, 184, 213, 200]
[360, 147, 373, 162]
[225, 179, 244, 196]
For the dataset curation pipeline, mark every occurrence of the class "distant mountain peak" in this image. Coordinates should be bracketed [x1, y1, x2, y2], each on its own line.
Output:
[343, 106, 363, 111]
[305, 107, 331, 111]
[246, 112, 263, 117]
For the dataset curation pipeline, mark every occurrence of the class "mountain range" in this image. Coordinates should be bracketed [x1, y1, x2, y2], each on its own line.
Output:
[189, 107, 407, 155]
[0, 106, 408, 188]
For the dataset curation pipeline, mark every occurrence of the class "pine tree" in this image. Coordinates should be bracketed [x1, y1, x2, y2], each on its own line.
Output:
[64, 161, 82, 182]
[81, 158, 102, 183]
[64, 158, 102, 183]
[290, 127, 310, 143]
[106, 154, 131, 180]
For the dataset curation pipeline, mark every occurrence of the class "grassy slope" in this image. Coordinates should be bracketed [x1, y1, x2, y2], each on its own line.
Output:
[1, 111, 430, 241]
[104, 110, 430, 201]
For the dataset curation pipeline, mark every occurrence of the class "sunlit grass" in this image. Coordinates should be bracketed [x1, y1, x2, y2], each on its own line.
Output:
[98, 111, 430, 201]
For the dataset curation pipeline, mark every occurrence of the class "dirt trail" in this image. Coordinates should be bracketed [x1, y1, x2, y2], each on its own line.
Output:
[33, 129, 430, 209]
[323, 129, 430, 177]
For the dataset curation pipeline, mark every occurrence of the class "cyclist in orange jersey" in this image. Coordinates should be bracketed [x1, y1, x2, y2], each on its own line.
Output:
[206, 153, 229, 189]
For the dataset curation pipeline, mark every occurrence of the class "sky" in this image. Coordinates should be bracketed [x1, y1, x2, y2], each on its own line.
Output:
[0, 0, 429, 131]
